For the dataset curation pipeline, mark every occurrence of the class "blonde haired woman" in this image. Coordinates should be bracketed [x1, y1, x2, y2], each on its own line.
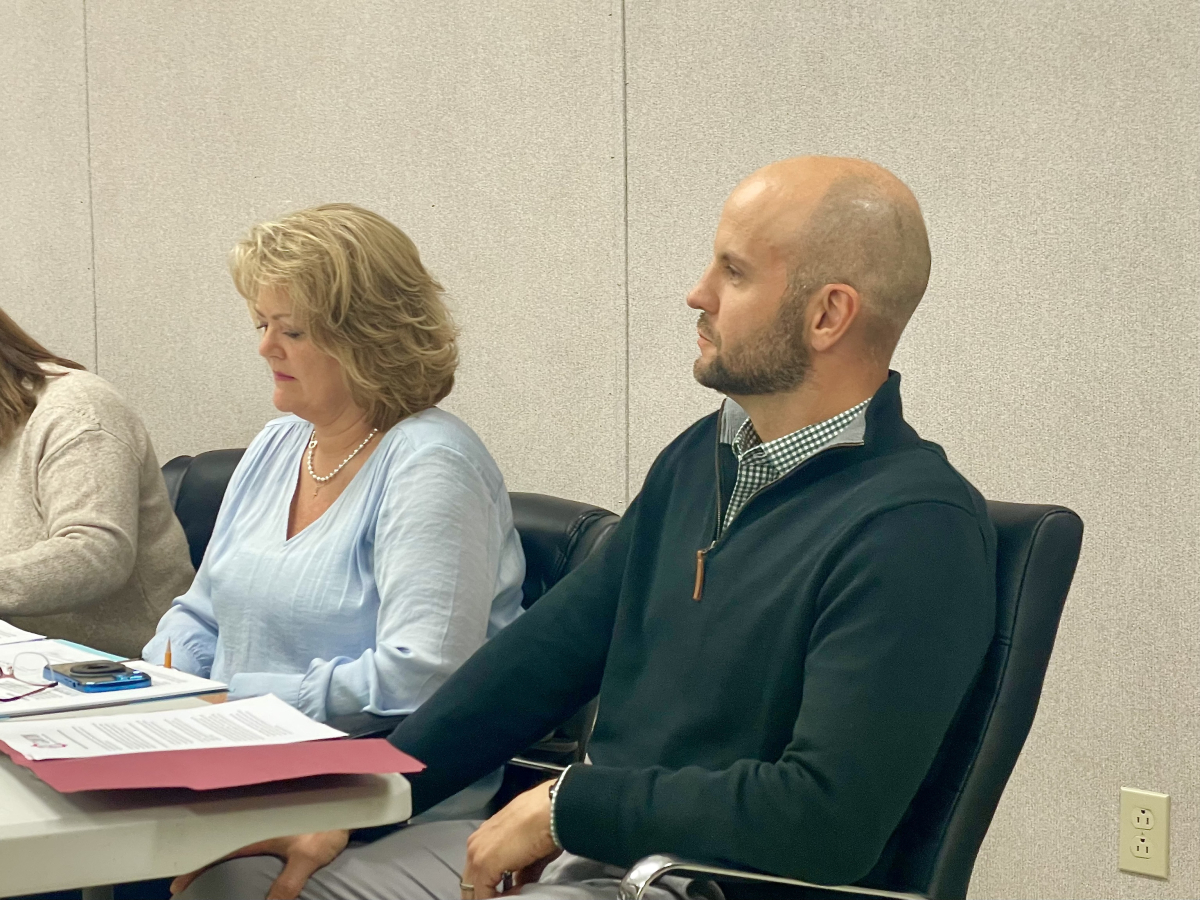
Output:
[0, 309, 193, 657]
[144, 205, 524, 736]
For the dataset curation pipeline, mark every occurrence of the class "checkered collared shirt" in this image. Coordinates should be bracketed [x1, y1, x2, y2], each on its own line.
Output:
[722, 399, 871, 532]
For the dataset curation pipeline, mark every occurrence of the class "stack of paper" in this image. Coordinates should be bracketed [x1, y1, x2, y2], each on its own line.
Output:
[0, 694, 344, 759]
[0, 639, 226, 717]
[0, 695, 423, 792]
[0, 621, 44, 645]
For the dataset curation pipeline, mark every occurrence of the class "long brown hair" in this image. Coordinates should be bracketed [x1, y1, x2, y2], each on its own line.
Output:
[0, 308, 84, 446]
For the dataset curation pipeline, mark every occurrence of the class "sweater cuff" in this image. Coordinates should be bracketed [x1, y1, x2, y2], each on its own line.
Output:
[553, 763, 629, 862]
[548, 765, 572, 848]
[227, 671, 304, 709]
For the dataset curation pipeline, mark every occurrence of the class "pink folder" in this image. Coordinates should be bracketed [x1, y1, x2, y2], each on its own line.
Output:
[0, 738, 424, 793]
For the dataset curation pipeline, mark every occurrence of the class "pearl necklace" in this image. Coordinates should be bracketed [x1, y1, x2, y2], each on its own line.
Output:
[306, 428, 378, 491]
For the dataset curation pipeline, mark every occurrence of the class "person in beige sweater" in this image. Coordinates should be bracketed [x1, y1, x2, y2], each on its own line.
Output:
[0, 308, 194, 658]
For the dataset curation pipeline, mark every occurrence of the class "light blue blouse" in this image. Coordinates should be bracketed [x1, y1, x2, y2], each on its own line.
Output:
[143, 408, 525, 722]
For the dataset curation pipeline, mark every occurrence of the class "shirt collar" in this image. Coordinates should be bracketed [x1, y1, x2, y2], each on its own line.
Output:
[718, 397, 870, 460]
[718, 398, 750, 444]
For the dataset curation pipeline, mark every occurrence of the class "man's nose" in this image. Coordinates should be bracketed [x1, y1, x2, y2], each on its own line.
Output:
[686, 265, 717, 312]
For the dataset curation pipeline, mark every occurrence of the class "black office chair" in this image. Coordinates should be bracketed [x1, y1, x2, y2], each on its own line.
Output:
[160, 452, 619, 765]
[161, 450, 246, 570]
[491, 493, 618, 801]
[618, 501, 1084, 900]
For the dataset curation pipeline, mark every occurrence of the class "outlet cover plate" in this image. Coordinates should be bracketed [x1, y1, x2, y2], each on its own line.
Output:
[1120, 787, 1169, 878]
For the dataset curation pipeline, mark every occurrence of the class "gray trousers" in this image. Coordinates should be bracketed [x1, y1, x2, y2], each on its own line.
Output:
[178, 819, 723, 900]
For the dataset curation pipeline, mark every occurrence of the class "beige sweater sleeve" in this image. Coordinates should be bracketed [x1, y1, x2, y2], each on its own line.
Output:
[0, 422, 140, 615]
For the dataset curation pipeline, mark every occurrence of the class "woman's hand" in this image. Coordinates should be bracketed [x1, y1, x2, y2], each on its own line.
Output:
[169, 829, 350, 899]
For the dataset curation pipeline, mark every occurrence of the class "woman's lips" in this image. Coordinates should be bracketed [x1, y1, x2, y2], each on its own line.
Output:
[273, 372, 296, 381]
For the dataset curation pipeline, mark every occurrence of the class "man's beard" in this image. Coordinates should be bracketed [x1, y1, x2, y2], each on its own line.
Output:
[693, 293, 812, 396]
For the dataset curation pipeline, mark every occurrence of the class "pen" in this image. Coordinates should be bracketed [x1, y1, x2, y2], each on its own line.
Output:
[164, 639, 172, 669]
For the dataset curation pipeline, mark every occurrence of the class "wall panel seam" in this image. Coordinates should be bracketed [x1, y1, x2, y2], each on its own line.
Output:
[81, 0, 98, 372]
[621, 0, 631, 504]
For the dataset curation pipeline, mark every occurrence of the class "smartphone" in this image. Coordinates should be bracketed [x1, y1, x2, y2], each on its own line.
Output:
[45, 660, 152, 693]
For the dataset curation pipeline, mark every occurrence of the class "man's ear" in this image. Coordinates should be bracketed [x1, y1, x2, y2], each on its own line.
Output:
[808, 284, 861, 352]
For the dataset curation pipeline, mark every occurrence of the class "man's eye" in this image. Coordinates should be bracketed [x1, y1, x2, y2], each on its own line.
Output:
[725, 266, 741, 279]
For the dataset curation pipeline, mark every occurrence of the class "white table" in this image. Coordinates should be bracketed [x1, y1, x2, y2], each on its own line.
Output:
[0, 699, 411, 898]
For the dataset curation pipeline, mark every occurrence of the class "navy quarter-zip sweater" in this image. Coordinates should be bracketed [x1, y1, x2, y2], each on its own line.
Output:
[390, 372, 996, 885]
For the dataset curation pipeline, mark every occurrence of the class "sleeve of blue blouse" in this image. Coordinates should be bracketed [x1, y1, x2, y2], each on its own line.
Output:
[141, 543, 219, 677]
[141, 436, 264, 678]
[262, 443, 501, 722]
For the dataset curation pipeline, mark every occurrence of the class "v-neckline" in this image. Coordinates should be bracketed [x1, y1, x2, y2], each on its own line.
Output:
[282, 427, 381, 544]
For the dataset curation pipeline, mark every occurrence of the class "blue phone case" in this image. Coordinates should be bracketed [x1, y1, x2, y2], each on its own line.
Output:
[45, 666, 152, 693]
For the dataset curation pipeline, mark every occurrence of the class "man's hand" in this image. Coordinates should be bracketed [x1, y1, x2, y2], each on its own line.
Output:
[169, 829, 350, 900]
[462, 781, 559, 898]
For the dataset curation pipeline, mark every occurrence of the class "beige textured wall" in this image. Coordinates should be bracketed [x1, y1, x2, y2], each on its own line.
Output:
[4, 1, 1199, 897]
[0, 0, 94, 369]
[83, 0, 626, 511]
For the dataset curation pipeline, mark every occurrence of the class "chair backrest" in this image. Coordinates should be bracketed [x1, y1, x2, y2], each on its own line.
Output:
[862, 501, 1084, 900]
[498, 492, 620, 765]
[509, 492, 621, 608]
[162, 450, 247, 569]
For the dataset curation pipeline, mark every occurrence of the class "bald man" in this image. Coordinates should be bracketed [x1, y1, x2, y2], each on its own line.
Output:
[175, 157, 996, 900]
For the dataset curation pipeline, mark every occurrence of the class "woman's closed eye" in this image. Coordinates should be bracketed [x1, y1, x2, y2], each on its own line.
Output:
[255, 322, 304, 339]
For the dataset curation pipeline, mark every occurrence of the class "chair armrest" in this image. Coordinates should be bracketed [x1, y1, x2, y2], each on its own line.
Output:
[507, 756, 568, 775]
[326, 711, 406, 739]
[618, 854, 928, 900]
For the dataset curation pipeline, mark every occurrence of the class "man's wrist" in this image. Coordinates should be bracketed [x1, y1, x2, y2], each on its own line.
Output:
[548, 764, 572, 849]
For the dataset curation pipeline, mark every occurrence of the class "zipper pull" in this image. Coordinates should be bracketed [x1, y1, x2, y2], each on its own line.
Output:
[693, 546, 712, 601]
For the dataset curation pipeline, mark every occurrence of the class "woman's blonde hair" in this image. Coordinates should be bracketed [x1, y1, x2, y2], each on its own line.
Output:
[0, 307, 84, 447]
[229, 204, 458, 430]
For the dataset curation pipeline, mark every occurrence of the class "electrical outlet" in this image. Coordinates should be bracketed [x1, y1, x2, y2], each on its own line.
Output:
[1133, 835, 1152, 859]
[1120, 787, 1169, 878]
